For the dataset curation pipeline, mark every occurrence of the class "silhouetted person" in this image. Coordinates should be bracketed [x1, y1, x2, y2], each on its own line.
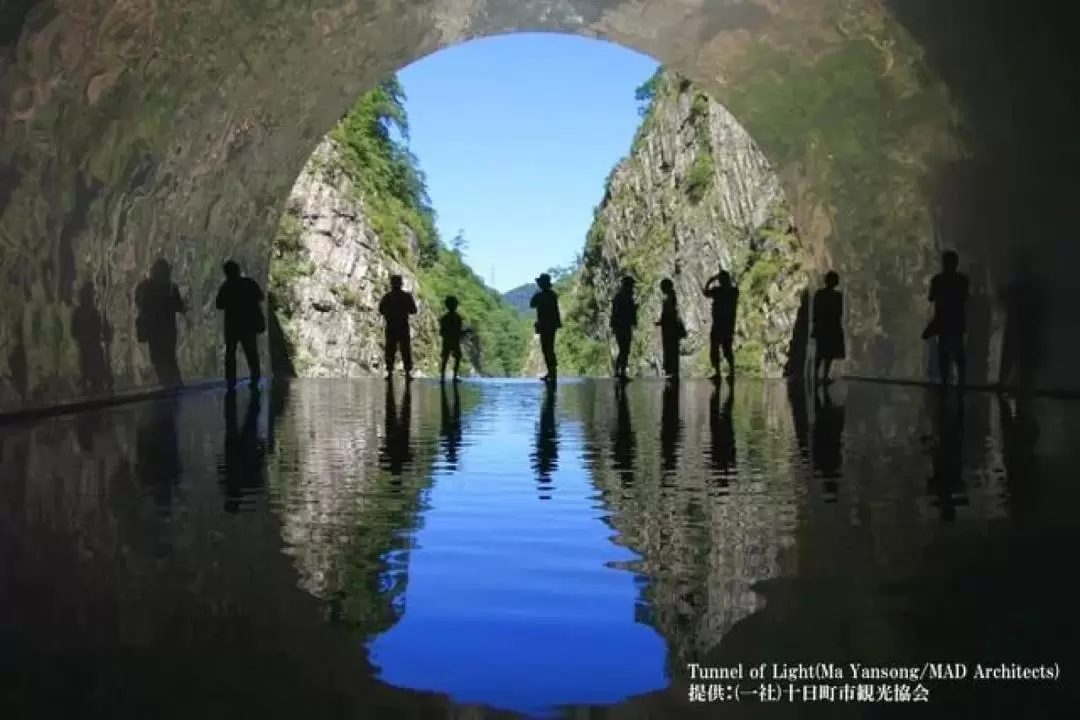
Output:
[812, 271, 845, 384]
[531, 384, 558, 499]
[530, 273, 562, 383]
[378, 275, 417, 379]
[71, 281, 113, 394]
[926, 392, 968, 522]
[219, 388, 266, 513]
[610, 276, 638, 381]
[659, 379, 683, 479]
[215, 260, 265, 389]
[924, 250, 970, 388]
[997, 392, 1040, 523]
[611, 382, 636, 488]
[134, 258, 187, 386]
[379, 379, 414, 476]
[439, 381, 463, 471]
[656, 278, 685, 379]
[439, 295, 464, 382]
[706, 382, 736, 489]
[703, 269, 739, 380]
[812, 384, 845, 501]
[135, 396, 182, 515]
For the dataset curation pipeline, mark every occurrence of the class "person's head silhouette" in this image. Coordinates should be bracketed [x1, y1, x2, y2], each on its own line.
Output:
[223, 260, 241, 279]
[942, 250, 959, 272]
[621, 276, 636, 290]
[718, 270, 732, 287]
[536, 273, 552, 290]
[825, 270, 840, 288]
[151, 258, 171, 282]
[445, 295, 459, 311]
[660, 278, 674, 295]
[390, 275, 403, 290]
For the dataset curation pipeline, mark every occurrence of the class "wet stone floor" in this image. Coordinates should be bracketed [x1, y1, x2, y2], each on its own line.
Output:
[0, 378, 1077, 718]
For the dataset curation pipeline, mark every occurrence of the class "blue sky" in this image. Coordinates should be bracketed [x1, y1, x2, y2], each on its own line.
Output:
[397, 33, 659, 293]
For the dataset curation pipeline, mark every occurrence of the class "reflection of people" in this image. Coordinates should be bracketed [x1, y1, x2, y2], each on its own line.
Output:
[812, 271, 845, 385]
[997, 392, 1040, 523]
[531, 384, 558, 499]
[439, 381, 463, 471]
[134, 258, 187, 386]
[220, 388, 266, 513]
[378, 275, 418, 379]
[215, 260, 265, 388]
[530, 273, 562, 383]
[926, 393, 968, 522]
[439, 296, 465, 382]
[702, 269, 739, 380]
[812, 384, 845, 501]
[610, 276, 638, 381]
[135, 397, 182, 513]
[656, 278, 685, 380]
[660, 379, 682, 478]
[611, 383, 636, 488]
[379, 379, 414, 477]
[924, 250, 970, 388]
[706, 382, 736, 488]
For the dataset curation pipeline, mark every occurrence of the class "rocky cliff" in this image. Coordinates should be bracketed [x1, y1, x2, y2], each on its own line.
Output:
[554, 69, 811, 378]
[270, 79, 527, 379]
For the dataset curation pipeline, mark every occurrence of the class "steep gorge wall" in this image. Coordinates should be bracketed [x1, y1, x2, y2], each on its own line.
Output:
[555, 70, 811, 378]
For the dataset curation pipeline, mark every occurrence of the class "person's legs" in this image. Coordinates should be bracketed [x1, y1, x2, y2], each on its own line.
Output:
[240, 333, 261, 386]
[615, 330, 630, 377]
[452, 348, 462, 379]
[722, 339, 735, 377]
[400, 329, 413, 375]
[440, 345, 450, 380]
[540, 331, 557, 378]
[954, 337, 967, 387]
[937, 336, 951, 386]
[709, 329, 720, 376]
[224, 332, 238, 385]
[822, 358, 833, 383]
[384, 329, 397, 376]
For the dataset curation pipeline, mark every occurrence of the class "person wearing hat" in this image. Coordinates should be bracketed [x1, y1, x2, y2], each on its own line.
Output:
[702, 268, 739, 381]
[529, 272, 562, 383]
[609, 275, 638, 381]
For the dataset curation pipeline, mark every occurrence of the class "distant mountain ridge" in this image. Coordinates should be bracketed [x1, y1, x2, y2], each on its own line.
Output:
[502, 283, 535, 315]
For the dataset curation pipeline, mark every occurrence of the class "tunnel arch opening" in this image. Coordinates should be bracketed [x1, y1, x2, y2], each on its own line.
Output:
[270, 31, 812, 380]
[2, 0, 1077, 414]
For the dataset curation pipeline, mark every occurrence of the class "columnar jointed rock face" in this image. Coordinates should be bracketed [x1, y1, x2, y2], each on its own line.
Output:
[273, 139, 436, 378]
[1, 0, 1078, 412]
[558, 69, 809, 377]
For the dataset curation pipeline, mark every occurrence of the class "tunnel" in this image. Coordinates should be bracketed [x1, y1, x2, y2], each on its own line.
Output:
[1, 0, 1078, 414]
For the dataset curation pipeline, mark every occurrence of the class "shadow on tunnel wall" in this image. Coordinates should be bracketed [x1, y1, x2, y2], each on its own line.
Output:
[782, 289, 810, 381]
[886, 0, 1080, 392]
[133, 258, 186, 388]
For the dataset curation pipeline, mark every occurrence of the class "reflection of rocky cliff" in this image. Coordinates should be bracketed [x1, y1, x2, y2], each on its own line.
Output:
[565, 381, 800, 667]
[269, 380, 447, 637]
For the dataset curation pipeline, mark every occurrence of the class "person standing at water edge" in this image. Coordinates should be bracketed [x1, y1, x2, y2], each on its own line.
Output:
[702, 268, 739, 380]
[215, 260, 266, 389]
[610, 276, 638, 381]
[656, 278, 685, 380]
[379, 275, 418, 379]
[439, 295, 465, 382]
[923, 250, 970, 388]
[812, 271, 845, 384]
[530, 273, 562, 383]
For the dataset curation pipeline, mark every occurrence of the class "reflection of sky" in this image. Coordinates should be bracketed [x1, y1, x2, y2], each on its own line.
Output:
[368, 382, 668, 717]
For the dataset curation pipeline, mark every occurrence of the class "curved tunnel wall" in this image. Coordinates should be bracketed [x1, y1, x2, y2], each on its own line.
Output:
[0, 0, 1076, 413]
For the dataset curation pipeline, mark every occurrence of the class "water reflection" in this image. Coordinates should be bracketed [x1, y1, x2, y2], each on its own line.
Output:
[1, 379, 1078, 717]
